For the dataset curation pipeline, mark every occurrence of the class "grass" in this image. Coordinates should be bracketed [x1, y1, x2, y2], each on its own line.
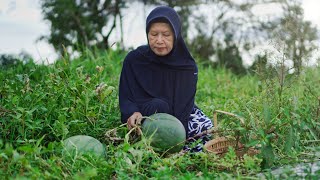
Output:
[0, 48, 319, 179]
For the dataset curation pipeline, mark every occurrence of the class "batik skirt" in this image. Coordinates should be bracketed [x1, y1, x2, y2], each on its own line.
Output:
[184, 106, 214, 152]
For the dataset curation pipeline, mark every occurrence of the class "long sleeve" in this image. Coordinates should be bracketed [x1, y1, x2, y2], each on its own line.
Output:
[119, 58, 139, 123]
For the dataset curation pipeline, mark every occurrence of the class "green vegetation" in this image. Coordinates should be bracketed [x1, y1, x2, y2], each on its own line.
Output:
[1, 49, 319, 179]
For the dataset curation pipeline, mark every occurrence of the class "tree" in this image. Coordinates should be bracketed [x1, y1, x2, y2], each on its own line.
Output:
[40, 0, 126, 56]
[0, 51, 33, 68]
[0, 54, 19, 67]
[267, 0, 318, 74]
[216, 34, 247, 75]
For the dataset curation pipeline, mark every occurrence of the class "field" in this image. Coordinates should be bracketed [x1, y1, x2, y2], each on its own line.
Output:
[1, 49, 320, 179]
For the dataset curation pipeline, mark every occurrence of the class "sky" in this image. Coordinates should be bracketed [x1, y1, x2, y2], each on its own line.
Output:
[0, 0, 319, 64]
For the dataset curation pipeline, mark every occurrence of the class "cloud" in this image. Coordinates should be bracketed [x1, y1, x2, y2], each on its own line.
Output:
[0, 0, 56, 63]
[302, 0, 320, 28]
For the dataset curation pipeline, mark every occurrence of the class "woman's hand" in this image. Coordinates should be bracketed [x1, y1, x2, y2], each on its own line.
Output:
[127, 112, 143, 130]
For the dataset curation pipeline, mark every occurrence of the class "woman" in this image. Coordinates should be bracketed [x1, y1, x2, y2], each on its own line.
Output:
[119, 6, 213, 152]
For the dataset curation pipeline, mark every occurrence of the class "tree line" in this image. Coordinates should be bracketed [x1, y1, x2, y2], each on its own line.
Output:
[2, 0, 319, 75]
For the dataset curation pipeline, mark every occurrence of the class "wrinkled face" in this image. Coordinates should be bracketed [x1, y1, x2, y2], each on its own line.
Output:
[148, 22, 174, 56]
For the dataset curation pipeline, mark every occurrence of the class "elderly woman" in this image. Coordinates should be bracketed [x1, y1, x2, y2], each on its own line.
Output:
[119, 6, 213, 152]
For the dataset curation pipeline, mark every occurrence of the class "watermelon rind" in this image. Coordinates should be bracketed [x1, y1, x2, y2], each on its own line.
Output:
[63, 135, 105, 157]
[141, 113, 186, 153]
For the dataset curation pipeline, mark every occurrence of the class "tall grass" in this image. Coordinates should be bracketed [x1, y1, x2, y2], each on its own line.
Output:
[0, 48, 319, 179]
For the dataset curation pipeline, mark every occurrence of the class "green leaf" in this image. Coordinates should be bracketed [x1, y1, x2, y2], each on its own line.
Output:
[263, 104, 271, 124]
[284, 125, 294, 152]
[246, 140, 260, 147]
[261, 144, 275, 169]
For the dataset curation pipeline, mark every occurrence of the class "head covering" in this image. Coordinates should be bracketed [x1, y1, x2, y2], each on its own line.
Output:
[119, 6, 197, 132]
[143, 6, 195, 69]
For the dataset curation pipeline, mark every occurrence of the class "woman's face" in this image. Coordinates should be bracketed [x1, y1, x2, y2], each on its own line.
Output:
[148, 22, 174, 56]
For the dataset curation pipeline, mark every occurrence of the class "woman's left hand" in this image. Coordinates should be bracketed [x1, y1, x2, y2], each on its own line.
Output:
[127, 112, 143, 130]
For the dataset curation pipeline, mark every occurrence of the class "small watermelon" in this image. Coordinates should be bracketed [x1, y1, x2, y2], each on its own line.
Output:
[141, 113, 186, 153]
[63, 135, 105, 157]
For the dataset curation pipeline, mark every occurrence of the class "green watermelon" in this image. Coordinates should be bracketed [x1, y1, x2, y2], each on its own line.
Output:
[141, 113, 186, 153]
[63, 135, 105, 157]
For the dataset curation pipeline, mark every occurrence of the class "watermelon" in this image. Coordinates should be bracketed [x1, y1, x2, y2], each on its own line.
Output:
[63, 135, 105, 157]
[141, 113, 186, 153]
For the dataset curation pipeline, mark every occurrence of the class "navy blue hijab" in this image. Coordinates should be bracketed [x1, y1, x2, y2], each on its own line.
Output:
[119, 6, 197, 130]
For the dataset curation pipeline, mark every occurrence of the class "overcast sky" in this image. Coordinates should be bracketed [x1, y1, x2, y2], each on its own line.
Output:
[0, 0, 319, 64]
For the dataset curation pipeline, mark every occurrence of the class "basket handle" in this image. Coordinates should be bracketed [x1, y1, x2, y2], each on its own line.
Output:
[213, 110, 245, 129]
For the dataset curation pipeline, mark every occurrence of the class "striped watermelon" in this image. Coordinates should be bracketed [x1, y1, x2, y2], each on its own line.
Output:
[142, 113, 186, 153]
[63, 135, 105, 157]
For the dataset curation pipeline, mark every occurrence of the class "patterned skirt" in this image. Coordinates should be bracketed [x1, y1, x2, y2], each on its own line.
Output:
[184, 106, 213, 152]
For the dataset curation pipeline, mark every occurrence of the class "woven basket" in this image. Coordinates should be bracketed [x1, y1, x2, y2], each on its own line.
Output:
[204, 110, 259, 157]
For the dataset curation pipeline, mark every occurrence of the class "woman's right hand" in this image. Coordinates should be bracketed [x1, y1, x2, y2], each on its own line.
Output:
[127, 112, 143, 130]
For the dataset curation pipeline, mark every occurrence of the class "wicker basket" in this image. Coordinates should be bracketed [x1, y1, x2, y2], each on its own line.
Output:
[204, 110, 259, 157]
